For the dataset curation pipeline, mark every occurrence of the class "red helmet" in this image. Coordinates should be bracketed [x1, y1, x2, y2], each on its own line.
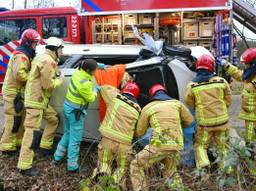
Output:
[196, 54, 215, 72]
[20, 29, 41, 46]
[240, 48, 256, 65]
[149, 84, 167, 97]
[121, 82, 140, 99]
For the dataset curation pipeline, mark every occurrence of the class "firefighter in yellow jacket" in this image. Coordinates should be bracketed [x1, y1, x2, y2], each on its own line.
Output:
[17, 37, 64, 176]
[218, 48, 256, 145]
[185, 55, 232, 170]
[130, 84, 193, 191]
[92, 82, 141, 185]
[0, 29, 41, 155]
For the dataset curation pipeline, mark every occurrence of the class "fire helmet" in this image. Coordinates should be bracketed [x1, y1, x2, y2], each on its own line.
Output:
[195, 54, 215, 72]
[20, 29, 41, 47]
[240, 48, 256, 65]
[46, 37, 64, 48]
[149, 84, 167, 97]
[121, 82, 140, 99]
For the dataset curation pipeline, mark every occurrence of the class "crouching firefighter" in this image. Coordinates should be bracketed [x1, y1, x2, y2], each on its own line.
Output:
[0, 29, 41, 155]
[130, 84, 193, 191]
[54, 59, 99, 173]
[91, 82, 141, 186]
[185, 55, 232, 172]
[17, 37, 64, 176]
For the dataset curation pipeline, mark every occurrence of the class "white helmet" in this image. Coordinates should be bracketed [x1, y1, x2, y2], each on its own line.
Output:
[46, 37, 64, 48]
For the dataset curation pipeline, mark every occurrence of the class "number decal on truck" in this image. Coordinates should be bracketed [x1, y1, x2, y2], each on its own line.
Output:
[71, 16, 78, 38]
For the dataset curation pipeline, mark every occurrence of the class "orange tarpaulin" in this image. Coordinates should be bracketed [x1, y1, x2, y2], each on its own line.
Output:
[94, 64, 126, 121]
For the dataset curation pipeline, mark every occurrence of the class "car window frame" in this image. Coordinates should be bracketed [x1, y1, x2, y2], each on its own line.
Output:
[62, 54, 139, 69]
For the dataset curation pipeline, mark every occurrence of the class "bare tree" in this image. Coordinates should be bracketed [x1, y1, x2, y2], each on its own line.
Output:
[73, 0, 81, 9]
[32, 0, 55, 8]
[24, 0, 28, 8]
[12, 0, 15, 9]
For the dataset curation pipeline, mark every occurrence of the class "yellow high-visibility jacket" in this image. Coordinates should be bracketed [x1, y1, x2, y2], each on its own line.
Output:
[135, 99, 193, 151]
[65, 68, 97, 109]
[2, 52, 30, 102]
[185, 76, 231, 127]
[225, 63, 256, 121]
[24, 50, 61, 109]
[99, 85, 141, 144]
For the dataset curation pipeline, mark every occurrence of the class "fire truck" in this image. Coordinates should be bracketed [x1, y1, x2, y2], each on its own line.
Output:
[0, 7, 84, 93]
[1, 0, 255, 94]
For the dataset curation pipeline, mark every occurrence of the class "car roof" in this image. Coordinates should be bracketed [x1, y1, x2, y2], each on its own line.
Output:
[36, 44, 143, 56]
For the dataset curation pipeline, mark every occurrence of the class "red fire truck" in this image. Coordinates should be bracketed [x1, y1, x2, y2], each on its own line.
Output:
[0, 7, 85, 93]
[0, 0, 232, 93]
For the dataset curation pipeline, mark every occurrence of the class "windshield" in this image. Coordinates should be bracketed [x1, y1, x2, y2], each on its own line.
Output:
[42, 17, 67, 39]
[0, 19, 36, 45]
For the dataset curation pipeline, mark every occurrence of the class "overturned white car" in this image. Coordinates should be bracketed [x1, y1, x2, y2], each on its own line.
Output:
[47, 43, 213, 142]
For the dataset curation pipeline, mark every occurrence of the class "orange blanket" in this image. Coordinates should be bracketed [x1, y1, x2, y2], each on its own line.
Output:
[94, 64, 126, 121]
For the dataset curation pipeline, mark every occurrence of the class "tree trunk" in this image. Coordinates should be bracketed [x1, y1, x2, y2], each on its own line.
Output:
[24, 0, 27, 8]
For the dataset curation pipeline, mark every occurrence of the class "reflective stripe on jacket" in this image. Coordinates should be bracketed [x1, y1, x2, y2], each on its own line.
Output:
[185, 76, 231, 127]
[24, 50, 59, 109]
[135, 100, 193, 151]
[99, 85, 141, 144]
[65, 69, 97, 108]
[2, 52, 30, 102]
[226, 63, 256, 121]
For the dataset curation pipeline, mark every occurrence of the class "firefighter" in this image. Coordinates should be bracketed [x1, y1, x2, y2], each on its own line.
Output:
[0, 29, 41, 155]
[94, 64, 134, 122]
[218, 48, 256, 145]
[91, 82, 141, 185]
[53, 59, 99, 173]
[185, 55, 232, 171]
[130, 84, 193, 191]
[17, 37, 64, 176]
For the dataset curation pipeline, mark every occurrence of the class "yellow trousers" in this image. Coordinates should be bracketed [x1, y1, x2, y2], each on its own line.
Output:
[244, 121, 256, 176]
[245, 121, 256, 143]
[130, 145, 182, 191]
[17, 105, 58, 170]
[194, 125, 229, 169]
[0, 100, 24, 151]
[92, 137, 132, 184]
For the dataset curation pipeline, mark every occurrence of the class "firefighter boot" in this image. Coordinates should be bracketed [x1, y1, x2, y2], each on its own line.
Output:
[1, 150, 18, 156]
[37, 147, 54, 156]
[165, 173, 184, 191]
[19, 167, 40, 177]
[52, 159, 61, 166]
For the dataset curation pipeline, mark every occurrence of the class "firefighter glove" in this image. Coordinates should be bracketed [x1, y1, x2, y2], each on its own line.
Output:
[97, 63, 106, 70]
[54, 77, 63, 88]
[14, 93, 24, 113]
[94, 85, 101, 93]
[217, 59, 228, 67]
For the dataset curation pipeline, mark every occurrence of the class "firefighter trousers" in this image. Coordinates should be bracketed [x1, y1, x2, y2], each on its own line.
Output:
[54, 102, 86, 171]
[245, 120, 256, 143]
[194, 125, 229, 169]
[130, 145, 182, 191]
[17, 105, 58, 170]
[92, 137, 132, 184]
[0, 100, 24, 151]
[244, 121, 256, 176]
